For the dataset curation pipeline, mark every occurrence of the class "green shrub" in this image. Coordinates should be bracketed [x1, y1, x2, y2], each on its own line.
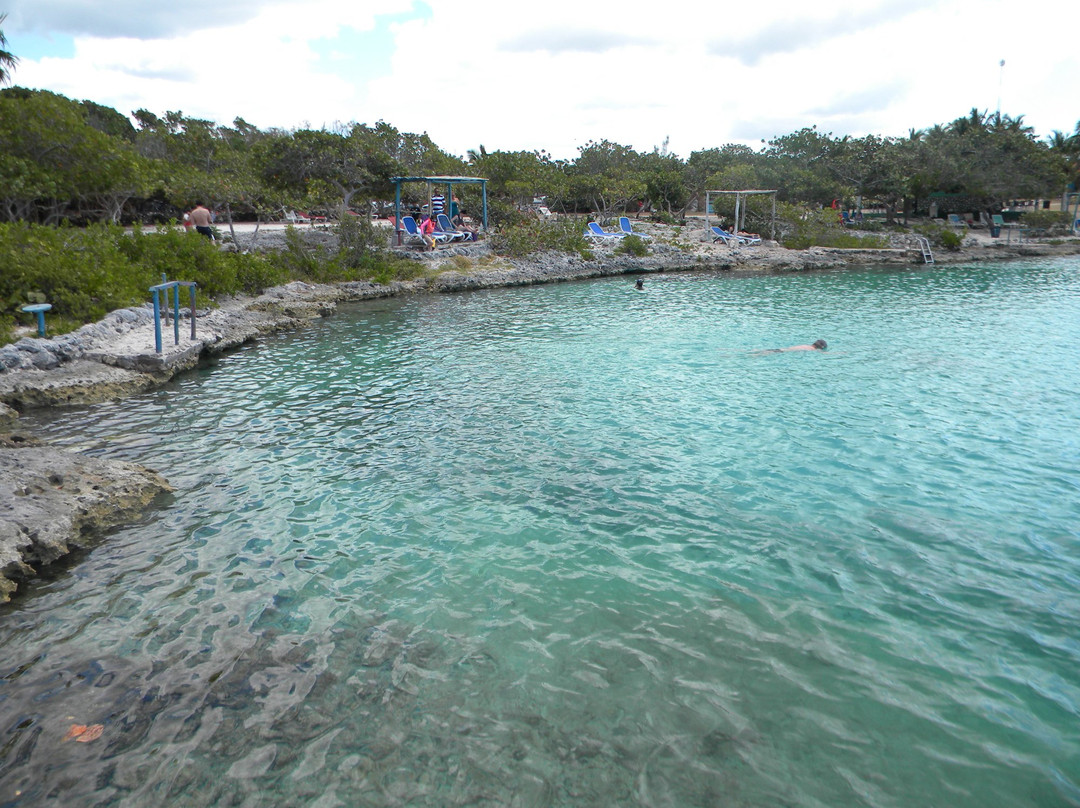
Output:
[778, 205, 888, 249]
[939, 229, 963, 251]
[1020, 209, 1072, 234]
[490, 217, 592, 258]
[0, 222, 292, 343]
[914, 221, 962, 250]
[0, 222, 154, 325]
[266, 226, 332, 281]
[336, 213, 385, 268]
[649, 211, 680, 226]
[234, 252, 287, 294]
[120, 225, 239, 297]
[615, 234, 649, 257]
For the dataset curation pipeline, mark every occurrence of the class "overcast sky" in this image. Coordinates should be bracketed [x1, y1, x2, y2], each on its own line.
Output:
[3, 0, 1076, 160]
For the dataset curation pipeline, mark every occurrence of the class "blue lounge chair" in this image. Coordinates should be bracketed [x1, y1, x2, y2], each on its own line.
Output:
[401, 215, 452, 246]
[711, 226, 737, 245]
[712, 225, 761, 246]
[618, 217, 651, 240]
[436, 213, 469, 242]
[584, 221, 625, 244]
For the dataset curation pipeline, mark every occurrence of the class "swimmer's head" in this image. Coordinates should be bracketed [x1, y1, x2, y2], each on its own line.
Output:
[812, 340, 827, 350]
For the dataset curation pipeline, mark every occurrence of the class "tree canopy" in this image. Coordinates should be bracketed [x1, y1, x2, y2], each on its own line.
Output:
[0, 84, 1072, 227]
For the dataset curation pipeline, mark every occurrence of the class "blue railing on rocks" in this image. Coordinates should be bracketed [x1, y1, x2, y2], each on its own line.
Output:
[150, 280, 198, 353]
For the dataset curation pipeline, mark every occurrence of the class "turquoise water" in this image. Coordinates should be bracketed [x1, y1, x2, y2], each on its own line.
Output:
[3, 259, 1080, 807]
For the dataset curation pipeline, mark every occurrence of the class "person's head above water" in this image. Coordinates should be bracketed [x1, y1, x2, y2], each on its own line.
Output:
[812, 339, 827, 350]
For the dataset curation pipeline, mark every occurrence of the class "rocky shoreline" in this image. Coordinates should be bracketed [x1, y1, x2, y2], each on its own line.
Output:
[2, 226, 1078, 601]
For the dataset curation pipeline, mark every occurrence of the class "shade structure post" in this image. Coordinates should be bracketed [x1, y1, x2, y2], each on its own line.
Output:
[152, 288, 162, 353]
[394, 181, 403, 245]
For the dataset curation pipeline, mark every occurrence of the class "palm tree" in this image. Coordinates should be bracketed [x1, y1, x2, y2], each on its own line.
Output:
[0, 14, 18, 85]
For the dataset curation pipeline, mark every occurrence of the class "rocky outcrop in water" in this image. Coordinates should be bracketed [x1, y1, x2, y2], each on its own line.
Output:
[0, 434, 173, 602]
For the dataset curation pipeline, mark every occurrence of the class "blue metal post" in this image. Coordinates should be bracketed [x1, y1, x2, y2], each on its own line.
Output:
[482, 182, 488, 231]
[188, 284, 197, 340]
[172, 283, 180, 345]
[394, 181, 402, 245]
[152, 288, 162, 353]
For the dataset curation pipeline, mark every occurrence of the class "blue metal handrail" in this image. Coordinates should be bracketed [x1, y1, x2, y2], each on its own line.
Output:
[150, 280, 198, 353]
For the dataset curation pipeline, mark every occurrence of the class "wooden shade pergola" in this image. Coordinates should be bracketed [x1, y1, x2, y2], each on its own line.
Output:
[705, 189, 778, 240]
[390, 175, 489, 234]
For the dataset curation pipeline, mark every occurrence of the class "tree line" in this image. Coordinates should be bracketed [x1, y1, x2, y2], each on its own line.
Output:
[0, 85, 1077, 229]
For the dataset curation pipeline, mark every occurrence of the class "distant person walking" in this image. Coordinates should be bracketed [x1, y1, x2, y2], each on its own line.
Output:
[188, 202, 214, 240]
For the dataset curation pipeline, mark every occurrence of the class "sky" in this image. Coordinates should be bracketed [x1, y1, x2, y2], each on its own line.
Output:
[2, 0, 1077, 161]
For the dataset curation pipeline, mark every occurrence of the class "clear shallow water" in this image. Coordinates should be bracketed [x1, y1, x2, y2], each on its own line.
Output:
[3, 259, 1080, 807]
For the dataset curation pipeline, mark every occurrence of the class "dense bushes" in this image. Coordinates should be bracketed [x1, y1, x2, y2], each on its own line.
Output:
[1020, 209, 1073, 234]
[778, 205, 888, 249]
[913, 221, 964, 251]
[0, 220, 426, 344]
[615, 234, 649, 257]
[0, 222, 157, 334]
[265, 218, 427, 286]
[488, 217, 592, 258]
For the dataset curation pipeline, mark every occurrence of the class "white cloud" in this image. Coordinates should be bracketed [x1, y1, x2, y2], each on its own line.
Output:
[5, 0, 1078, 160]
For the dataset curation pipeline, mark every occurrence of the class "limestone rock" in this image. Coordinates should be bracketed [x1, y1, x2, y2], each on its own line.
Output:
[0, 402, 16, 430]
[0, 442, 173, 602]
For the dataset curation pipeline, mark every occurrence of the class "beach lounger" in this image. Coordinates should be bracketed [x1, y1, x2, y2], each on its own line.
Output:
[436, 213, 469, 242]
[401, 215, 452, 246]
[712, 226, 760, 246]
[584, 221, 626, 244]
[711, 226, 737, 245]
[618, 217, 651, 240]
[284, 210, 310, 224]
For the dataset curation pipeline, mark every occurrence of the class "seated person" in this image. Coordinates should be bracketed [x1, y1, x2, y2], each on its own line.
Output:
[419, 214, 437, 250]
[451, 212, 479, 240]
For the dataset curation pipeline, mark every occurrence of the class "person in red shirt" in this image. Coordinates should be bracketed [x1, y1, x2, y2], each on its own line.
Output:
[420, 214, 437, 250]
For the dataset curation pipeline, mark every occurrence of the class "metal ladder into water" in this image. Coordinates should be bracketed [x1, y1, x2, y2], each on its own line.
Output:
[915, 235, 934, 264]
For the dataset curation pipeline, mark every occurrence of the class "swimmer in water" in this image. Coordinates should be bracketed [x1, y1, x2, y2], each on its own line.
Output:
[782, 339, 827, 351]
[635, 279, 644, 290]
[753, 339, 827, 354]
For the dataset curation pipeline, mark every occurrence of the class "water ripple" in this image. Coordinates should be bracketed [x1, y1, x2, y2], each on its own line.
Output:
[3, 259, 1080, 806]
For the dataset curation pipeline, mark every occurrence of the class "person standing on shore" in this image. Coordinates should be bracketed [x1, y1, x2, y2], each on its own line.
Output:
[188, 203, 214, 240]
[430, 191, 445, 218]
